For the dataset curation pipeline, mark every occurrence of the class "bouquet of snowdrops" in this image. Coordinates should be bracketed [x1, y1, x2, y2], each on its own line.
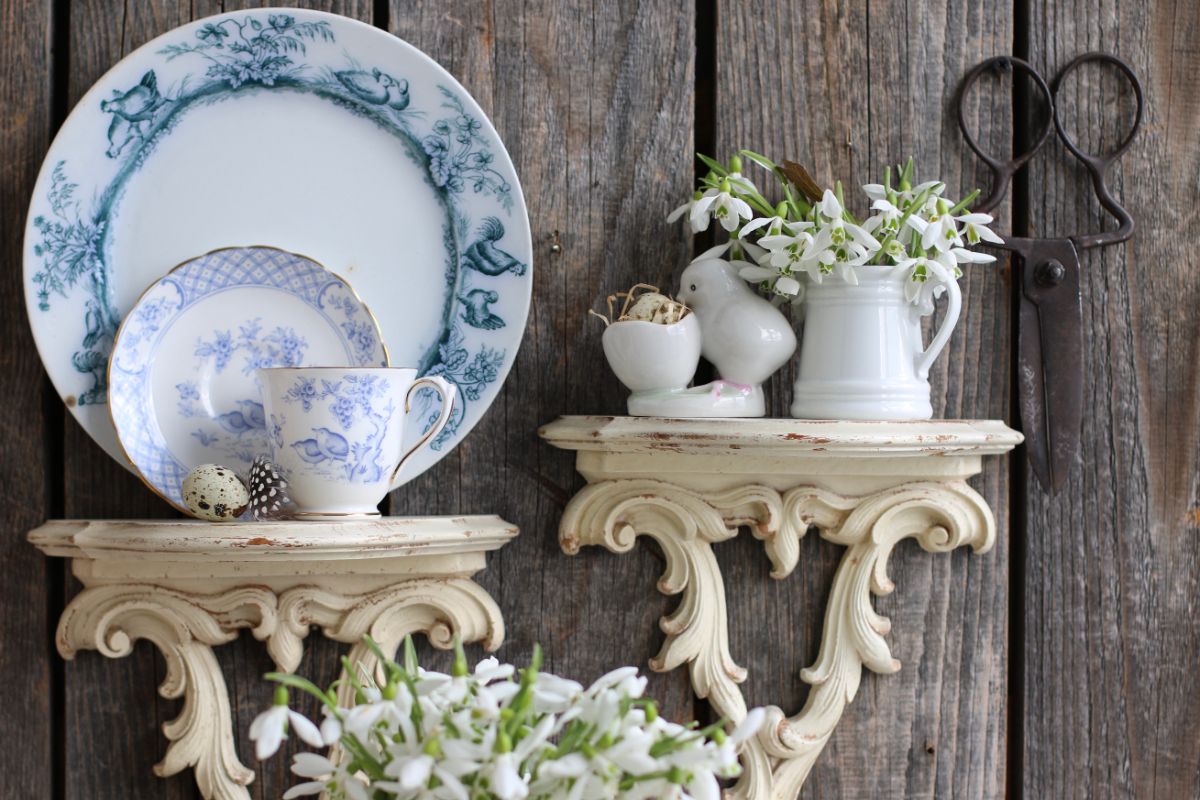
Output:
[669, 153, 1003, 304]
[251, 636, 764, 800]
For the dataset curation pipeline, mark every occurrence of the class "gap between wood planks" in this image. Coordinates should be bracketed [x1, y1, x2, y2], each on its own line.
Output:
[48, 0, 71, 798]
[1008, 0, 1030, 797]
[693, 0, 719, 737]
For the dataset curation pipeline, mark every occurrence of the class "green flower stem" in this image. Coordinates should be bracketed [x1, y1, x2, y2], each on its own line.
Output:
[871, 185, 936, 265]
[696, 152, 728, 176]
[452, 636, 469, 678]
[403, 635, 419, 678]
[737, 149, 777, 171]
[340, 734, 386, 780]
[265, 671, 341, 714]
[738, 192, 777, 218]
[948, 188, 981, 215]
[362, 634, 403, 686]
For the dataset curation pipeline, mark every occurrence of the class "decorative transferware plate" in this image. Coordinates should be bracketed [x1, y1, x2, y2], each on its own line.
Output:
[24, 8, 531, 489]
[109, 246, 389, 510]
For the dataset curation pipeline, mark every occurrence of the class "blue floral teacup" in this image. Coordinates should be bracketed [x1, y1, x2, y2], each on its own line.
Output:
[258, 367, 454, 518]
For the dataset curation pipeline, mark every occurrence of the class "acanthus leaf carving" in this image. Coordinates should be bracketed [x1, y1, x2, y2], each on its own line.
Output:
[55, 577, 507, 800]
[56, 584, 277, 800]
[559, 478, 995, 800]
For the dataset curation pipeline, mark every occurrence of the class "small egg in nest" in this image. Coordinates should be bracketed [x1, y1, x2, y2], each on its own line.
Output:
[182, 464, 250, 522]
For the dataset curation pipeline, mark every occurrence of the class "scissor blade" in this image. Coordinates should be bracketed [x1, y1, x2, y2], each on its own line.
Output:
[1017, 243, 1084, 492]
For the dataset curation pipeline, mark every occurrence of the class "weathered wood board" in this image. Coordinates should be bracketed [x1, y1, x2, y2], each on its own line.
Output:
[1, 0, 1197, 798]
[0, 0, 53, 797]
[1023, 2, 1200, 797]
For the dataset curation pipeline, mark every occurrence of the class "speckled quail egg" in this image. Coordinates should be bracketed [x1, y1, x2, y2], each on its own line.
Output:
[182, 464, 250, 522]
[622, 292, 688, 324]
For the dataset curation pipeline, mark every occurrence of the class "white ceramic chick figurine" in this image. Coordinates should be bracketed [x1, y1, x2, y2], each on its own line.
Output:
[676, 257, 797, 416]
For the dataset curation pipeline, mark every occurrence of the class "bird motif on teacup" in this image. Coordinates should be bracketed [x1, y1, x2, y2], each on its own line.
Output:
[291, 427, 350, 464]
[214, 400, 266, 435]
[676, 258, 797, 390]
[463, 217, 526, 277]
[459, 289, 505, 330]
[100, 71, 165, 158]
[335, 68, 410, 111]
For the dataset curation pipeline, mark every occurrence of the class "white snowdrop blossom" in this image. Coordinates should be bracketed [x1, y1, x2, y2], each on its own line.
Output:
[249, 687, 324, 760]
[255, 636, 761, 800]
[666, 194, 707, 233]
[669, 152, 1003, 305]
[892, 252, 959, 303]
[956, 212, 1005, 246]
[690, 184, 754, 232]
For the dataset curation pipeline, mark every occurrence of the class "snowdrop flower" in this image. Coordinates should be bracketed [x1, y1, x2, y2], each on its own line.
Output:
[384, 751, 435, 791]
[489, 752, 528, 800]
[911, 198, 964, 253]
[689, 183, 754, 232]
[249, 687, 324, 759]
[666, 193, 711, 234]
[892, 252, 958, 303]
[726, 707, 767, 749]
[531, 671, 584, 713]
[816, 190, 882, 260]
[281, 752, 337, 799]
[862, 182, 889, 202]
[956, 212, 1004, 246]
[757, 230, 819, 273]
[737, 214, 787, 239]
[911, 179, 946, 198]
[723, 170, 760, 195]
[739, 214, 811, 241]
[864, 197, 902, 236]
[949, 247, 996, 266]
[318, 708, 342, 746]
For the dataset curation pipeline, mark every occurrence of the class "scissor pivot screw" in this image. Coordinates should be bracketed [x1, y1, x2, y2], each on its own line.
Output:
[1035, 260, 1066, 287]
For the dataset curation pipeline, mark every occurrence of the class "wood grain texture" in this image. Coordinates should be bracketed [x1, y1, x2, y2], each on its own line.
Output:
[1024, 1, 1200, 796]
[714, 1, 1013, 797]
[386, 0, 699, 729]
[0, 0, 53, 796]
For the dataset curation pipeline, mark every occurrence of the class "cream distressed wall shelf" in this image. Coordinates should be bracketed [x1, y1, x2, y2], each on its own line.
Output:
[540, 416, 1021, 800]
[28, 516, 517, 800]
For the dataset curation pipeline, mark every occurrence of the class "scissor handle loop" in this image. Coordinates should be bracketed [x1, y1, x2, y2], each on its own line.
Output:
[1051, 52, 1143, 249]
[957, 56, 1054, 214]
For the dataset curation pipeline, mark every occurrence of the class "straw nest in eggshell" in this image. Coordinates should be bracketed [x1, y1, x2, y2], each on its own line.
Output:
[589, 283, 691, 327]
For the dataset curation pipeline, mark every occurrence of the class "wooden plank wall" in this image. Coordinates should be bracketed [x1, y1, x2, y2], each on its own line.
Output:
[1, 1, 1196, 798]
[1023, 1, 1200, 797]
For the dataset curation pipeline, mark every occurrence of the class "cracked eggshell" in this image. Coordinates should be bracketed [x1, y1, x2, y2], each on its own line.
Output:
[182, 464, 250, 522]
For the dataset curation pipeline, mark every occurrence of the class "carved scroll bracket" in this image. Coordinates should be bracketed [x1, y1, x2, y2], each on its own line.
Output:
[31, 517, 516, 800]
[541, 415, 1019, 799]
[559, 475, 998, 799]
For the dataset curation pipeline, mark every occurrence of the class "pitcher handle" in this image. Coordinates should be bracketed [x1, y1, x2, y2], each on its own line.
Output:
[390, 377, 456, 483]
[914, 276, 962, 380]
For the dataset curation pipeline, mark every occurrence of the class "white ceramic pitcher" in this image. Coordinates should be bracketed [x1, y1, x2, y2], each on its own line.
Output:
[790, 266, 961, 420]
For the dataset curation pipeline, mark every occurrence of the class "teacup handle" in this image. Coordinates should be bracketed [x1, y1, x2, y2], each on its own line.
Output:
[389, 377, 456, 483]
[914, 276, 962, 380]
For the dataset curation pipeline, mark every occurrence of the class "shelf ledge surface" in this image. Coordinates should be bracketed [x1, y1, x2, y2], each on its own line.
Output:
[28, 516, 517, 562]
[539, 415, 1023, 456]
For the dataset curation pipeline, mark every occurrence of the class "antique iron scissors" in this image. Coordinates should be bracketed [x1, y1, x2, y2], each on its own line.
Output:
[957, 53, 1143, 491]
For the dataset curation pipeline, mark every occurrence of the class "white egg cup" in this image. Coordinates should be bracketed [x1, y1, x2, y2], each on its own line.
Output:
[601, 315, 764, 417]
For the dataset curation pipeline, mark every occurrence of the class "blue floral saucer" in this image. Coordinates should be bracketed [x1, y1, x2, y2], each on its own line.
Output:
[25, 9, 532, 491]
[108, 246, 388, 510]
